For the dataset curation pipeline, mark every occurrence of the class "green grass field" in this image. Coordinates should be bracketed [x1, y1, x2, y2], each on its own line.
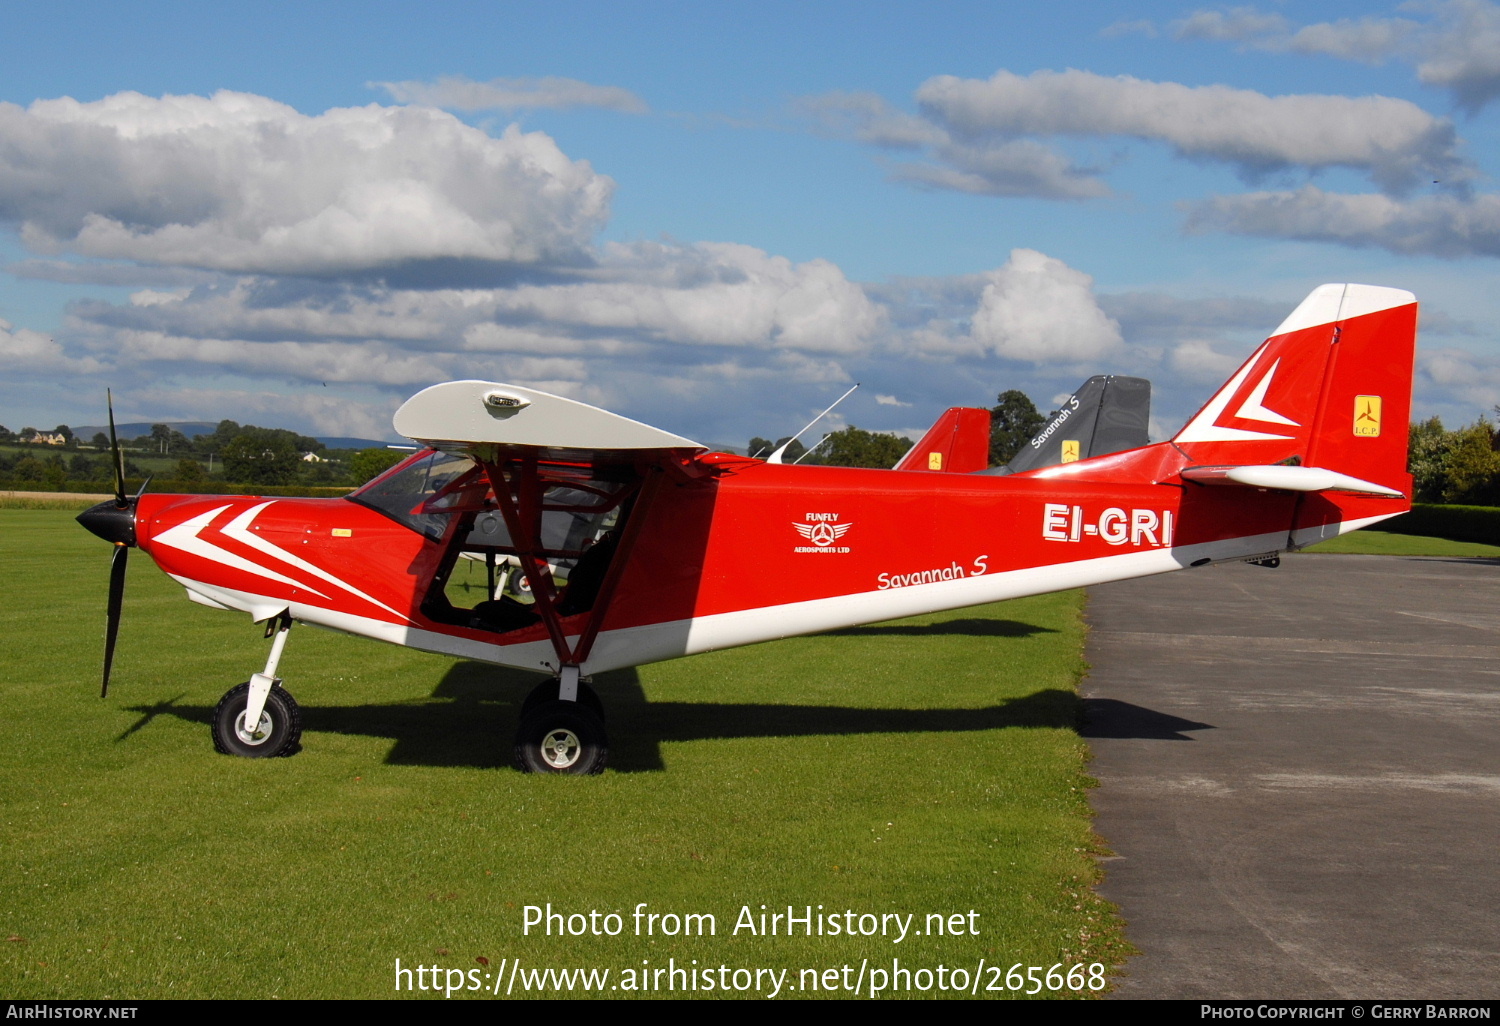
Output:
[0, 510, 1124, 999]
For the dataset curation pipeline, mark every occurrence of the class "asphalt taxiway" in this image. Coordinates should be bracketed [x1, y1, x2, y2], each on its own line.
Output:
[1084, 554, 1500, 999]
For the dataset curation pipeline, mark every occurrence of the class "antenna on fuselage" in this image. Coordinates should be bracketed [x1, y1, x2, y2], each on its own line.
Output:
[793, 433, 832, 464]
[767, 383, 859, 464]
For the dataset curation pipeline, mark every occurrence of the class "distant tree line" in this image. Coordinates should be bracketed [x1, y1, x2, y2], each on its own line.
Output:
[747, 427, 917, 469]
[747, 390, 1045, 470]
[0, 418, 408, 490]
[1409, 415, 1500, 504]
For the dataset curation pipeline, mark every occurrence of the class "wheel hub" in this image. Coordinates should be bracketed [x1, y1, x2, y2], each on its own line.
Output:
[234, 709, 273, 745]
[540, 728, 581, 769]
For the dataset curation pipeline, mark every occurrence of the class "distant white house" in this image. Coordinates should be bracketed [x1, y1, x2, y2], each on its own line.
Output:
[300, 452, 327, 463]
[26, 432, 67, 446]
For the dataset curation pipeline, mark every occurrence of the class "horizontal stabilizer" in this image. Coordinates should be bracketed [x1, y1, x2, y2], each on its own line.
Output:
[1180, 464, 1404, 497]
[395, 380, 704, 453]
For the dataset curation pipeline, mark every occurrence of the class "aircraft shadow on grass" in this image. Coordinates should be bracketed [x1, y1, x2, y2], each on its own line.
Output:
[119, 663, 1086, 772]
[1077, 698, 1215, 741]
[115, 693, 188, 742]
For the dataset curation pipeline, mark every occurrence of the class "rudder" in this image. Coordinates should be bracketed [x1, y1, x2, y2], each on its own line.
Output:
[1173, 283, 1416, 498]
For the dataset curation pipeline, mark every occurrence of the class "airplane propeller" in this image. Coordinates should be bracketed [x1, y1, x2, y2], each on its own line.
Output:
[102, 541, 128, 697]
[76, 390, 143, 698]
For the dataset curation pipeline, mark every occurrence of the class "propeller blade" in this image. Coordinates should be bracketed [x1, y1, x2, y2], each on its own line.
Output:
[102, 543, 128, 698]
[107, 389, 126, 508]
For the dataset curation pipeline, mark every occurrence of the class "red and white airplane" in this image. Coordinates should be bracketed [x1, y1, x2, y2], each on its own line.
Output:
[79, 283, 1417, 773]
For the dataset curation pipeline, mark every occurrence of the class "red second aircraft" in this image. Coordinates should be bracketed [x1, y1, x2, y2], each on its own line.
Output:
[78, 283, 1417, 773]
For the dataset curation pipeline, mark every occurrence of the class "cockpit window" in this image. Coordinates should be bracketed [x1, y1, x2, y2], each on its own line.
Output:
[461, 478, 627, 557]
[426, 462, 638, 633]
[347, 449, 475, 540]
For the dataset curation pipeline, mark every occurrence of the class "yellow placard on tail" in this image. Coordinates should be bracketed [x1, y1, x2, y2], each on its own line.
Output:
[928, 452, 943, 470]
[1353, 396, 1381, 437]
[1061, 440, 1080, 463]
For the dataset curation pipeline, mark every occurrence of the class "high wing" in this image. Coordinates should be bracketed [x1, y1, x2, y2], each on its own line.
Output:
[393, 379, 706, 456]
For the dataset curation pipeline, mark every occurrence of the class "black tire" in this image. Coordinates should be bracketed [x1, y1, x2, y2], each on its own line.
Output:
[211, 682, 302, 758]
[514, 700, 608, 775]
[520, 679, 604, 718]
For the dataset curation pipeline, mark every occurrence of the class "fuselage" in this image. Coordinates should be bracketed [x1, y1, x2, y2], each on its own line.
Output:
[129, 439, 1406, 678]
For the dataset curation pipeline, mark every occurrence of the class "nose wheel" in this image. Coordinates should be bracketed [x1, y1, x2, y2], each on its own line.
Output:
[211, 681, 302, 758]
[211, 612, 302, 758]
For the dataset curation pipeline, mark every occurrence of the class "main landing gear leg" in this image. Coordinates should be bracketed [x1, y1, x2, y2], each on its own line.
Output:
[558, 664, 580, 702]
[514, 665, 608, 775]
[211, 613, 303, 758]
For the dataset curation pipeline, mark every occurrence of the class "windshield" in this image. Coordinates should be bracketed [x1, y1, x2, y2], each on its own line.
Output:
[348, 449, 475, 540]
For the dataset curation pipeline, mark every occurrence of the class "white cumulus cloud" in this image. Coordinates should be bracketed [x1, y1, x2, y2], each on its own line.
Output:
[0, 318, 101, 373]
[127, 386, 400, 440]
[915, 69, 1465, 194]
[1169, 339, 1244, 384]
[1418, 347, 1500, 415]
[1185, 185, 1500, 257]
[1416, 0, 1500, 114]
[1171, 6, 1290, 41]
[483, 241, 885, 353]
[1162, 2, 1500, 114]
[969, 249, 1122, 363]
[798, 91, 1108, 200]
[1284, 16, 1420, 62]
[0, 90, 613, 275]
[891, 139, 1110, 200]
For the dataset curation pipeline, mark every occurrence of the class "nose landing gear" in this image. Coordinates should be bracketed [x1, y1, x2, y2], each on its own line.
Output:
[211, 681, 302, 758]
[211, 613, 303, 758]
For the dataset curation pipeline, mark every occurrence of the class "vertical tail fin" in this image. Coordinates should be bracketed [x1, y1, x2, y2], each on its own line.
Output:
[1173, 283, 1417, 497]
[1006, 375, 1151, 474]
[894, 407, 991, 472]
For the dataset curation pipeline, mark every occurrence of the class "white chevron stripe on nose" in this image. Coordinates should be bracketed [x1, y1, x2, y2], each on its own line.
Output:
[221, 502, 410, 621]
[154, 505, 328, 598]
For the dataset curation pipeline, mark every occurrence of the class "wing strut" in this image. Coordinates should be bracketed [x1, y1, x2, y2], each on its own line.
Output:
[480, 456, 660, 674]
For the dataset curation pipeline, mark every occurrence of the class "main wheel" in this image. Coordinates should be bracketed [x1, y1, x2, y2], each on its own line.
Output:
[514, 700, 608, 775]
[211, 682, 302, 758]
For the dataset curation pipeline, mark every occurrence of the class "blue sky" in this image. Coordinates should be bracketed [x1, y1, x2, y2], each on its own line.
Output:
[2, 0, 1498, 446]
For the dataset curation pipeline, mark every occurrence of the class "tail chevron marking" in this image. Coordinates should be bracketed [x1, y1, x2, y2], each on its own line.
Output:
[1234, 359, 1299, 427]
[1176, 350, 1296, 443]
